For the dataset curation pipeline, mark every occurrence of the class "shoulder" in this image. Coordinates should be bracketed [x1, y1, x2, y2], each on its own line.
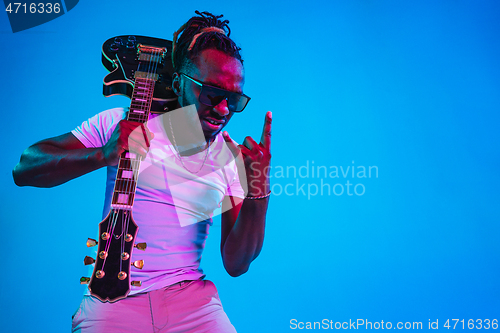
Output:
[94, 107, 128, 123]
[71, 107, 128, 148]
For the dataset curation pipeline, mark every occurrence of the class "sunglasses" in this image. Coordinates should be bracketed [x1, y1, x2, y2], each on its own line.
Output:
[180, 73, 251, 112]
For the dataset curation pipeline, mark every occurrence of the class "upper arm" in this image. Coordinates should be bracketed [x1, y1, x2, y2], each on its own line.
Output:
[13, 132, 87, 187]
[220, 195, 244, 253]
[34, 132, 86, 150]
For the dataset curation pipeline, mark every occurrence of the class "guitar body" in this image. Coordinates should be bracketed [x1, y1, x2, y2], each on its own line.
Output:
[88, 210, 138, 302]
[101, 35, 177, 110]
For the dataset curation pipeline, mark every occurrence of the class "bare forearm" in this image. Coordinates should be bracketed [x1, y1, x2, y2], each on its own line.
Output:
[222, 197, 269, 276]
[13, 144, 106, 188]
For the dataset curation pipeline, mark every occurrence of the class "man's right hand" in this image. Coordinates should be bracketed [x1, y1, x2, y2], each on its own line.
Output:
[101, 120, 154, 166]
[13, 119, 154, 187]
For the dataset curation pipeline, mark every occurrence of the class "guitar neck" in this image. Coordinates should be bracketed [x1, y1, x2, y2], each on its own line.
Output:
[110, 77, 155, 210]
[127, 77, 156, 122]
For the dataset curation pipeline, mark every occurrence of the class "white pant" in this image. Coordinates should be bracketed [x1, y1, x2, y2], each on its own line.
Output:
[72, 279, 237, 333]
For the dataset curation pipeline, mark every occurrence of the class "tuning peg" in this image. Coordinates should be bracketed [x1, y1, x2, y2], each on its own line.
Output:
[131, 281, 142, 287]
[80, 277, 90, 285]
[134, 242, 147, 251]
[86, 238, 97, 247]
[132, 260, 144, 269]
[84, 256, 95, 265]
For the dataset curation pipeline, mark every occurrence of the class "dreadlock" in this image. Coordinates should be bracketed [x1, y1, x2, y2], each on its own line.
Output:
[172, 11, 243, 74]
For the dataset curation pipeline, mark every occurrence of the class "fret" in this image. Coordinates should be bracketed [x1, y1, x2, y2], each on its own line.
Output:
[131, 101, 149, 107]
[121, 170, 134, 179]
[118, 159, 133, 170]
[110, 204, 133, 211]
[111, 192, 133, 208]
[127, 115, 145, 122]
[125, 152, 136, 159]
[114, 179, 136, 190]
[117, 193, 129, 203]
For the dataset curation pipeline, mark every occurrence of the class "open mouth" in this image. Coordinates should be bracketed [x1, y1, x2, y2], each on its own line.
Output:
[203, 117, 225, 130]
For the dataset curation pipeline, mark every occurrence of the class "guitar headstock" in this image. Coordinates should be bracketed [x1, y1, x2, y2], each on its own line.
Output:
[86, 209, 142, 303]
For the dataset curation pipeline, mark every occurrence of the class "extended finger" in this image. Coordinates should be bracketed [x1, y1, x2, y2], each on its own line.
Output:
[260, 111, 272, 151]
[243, 136, 259, 152]
[222, 131, 241, 157]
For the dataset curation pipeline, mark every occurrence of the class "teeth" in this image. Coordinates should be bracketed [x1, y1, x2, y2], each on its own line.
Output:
[207, 119, 219, 125]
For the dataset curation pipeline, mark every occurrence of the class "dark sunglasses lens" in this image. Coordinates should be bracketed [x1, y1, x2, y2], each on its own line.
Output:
[228, 95, 250, 112]
[199, 86, 225, 107]
[198, 85, 250, 112]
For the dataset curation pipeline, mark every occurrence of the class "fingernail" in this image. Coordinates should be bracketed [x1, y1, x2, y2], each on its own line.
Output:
[268, 111, 272, 119]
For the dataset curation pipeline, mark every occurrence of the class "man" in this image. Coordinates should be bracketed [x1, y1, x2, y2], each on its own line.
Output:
[13, 11, 271, 332]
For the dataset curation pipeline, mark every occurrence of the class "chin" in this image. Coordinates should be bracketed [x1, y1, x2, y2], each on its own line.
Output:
[204, 130, 221, 142]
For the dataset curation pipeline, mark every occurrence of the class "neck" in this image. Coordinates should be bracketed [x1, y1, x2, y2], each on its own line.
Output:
[165, 106, 215, 156]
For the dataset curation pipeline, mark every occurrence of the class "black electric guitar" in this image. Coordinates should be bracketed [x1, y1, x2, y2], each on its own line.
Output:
[80, 36, 175, 302]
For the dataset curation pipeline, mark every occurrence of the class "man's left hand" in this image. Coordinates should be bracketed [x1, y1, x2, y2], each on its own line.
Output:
[223, 111, 272, 197]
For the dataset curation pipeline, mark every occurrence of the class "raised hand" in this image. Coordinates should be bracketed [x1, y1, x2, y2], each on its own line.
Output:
[223, 111, 272, 197]
[101, 120, 154, 166]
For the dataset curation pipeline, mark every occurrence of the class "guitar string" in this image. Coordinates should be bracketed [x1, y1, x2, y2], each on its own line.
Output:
[101, 47, 145, 277]
[122, 50, 149, 272]
[119, 48, 162, 275]
[100, 209, 119, 272]
[119, 48, 148, 272]
[95, 45, 161, 280]
[122, 49, 156, 273]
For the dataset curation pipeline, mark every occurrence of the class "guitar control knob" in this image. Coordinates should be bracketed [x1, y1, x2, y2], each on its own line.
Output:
[99, 251, 108, 259]
[126, 41, 135, 49]
[133, 260, 144, 269]
[134, 242, 147, 251]
[110, 44, 119, 52]
[86, 238, 97, 247]
[118, 271, 127, 280]
[114, 37, 122, 45]
[131, 281, 142, 287]
[128, 35, 136, 42]
[95, 270, 105, 279]
[84, 256, 95, 265]
[80, 277, 90, 285]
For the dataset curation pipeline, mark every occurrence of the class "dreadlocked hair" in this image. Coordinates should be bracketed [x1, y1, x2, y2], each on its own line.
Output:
[172, 10, 243, 74]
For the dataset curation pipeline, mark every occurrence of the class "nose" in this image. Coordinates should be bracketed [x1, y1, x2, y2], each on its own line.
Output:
[213, 98, 230, 117]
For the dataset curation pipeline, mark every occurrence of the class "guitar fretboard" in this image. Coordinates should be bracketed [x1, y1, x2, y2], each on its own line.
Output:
[110, 77, 156, 210]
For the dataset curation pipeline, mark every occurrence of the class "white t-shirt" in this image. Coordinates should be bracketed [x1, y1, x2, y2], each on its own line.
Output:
[72, 107, 245, 295]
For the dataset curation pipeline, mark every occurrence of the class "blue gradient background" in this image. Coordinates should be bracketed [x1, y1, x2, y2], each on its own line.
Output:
[1, 1, 499, 332]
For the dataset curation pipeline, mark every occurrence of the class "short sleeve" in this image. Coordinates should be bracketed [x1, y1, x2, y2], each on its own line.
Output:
[71, 108, 127, 148]
[224, 138, 246, 199]
[226, 167, 246, 199]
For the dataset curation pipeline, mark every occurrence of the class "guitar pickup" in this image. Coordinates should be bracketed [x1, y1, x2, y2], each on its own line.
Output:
[134, 71, 159, 81]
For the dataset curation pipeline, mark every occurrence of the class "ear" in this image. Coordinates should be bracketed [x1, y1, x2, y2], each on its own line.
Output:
[172, 72, 181, 96]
